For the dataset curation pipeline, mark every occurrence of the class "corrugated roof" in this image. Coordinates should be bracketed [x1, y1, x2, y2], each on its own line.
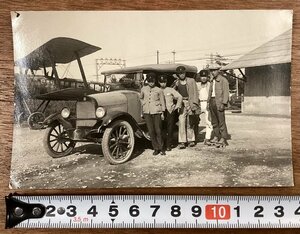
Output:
[222, 29, 292, 70]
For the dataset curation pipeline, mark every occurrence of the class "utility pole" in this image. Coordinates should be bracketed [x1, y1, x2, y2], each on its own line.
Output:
[96, 59, 99, 82]
[156, 50, 159, 64]
[210, 53, 214, 66]
[236, 76, 239, 96]
[172, 50, 176, 63]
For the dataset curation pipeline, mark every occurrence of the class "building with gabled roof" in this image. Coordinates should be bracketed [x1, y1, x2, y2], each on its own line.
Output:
[222, 29, 292, 116]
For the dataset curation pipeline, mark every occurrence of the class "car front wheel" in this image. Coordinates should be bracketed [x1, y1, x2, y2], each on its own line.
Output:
[43, 122, 76, 158]
[102, 120, 135, 164]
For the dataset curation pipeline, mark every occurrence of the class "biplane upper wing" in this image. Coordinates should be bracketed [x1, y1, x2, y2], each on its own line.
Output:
[35, 88, 99, 101]
[15, 37, 101, 70]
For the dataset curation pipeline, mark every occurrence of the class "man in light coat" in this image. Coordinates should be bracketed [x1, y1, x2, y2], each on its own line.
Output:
[196, 69, 213, 145]
[140, 73, 166, 155]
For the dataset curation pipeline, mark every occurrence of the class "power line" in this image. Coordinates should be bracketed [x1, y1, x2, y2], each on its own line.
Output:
[175, 46, 290, 63]
[124, 39, 290, 63]
[225, 53, 291, 63]
[174, 36, 291, 54]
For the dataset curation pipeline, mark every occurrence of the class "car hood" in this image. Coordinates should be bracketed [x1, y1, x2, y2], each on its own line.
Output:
[88, 90, 138, 106]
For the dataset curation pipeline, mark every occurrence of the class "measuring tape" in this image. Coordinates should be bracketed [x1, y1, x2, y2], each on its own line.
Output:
[5, 195, 300, 229]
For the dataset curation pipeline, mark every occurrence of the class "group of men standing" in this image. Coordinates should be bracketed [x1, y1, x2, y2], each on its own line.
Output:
[140, 65, 229, 156]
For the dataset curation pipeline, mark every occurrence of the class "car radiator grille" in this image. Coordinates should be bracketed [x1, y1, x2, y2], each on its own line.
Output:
[76, 101, 97, 127]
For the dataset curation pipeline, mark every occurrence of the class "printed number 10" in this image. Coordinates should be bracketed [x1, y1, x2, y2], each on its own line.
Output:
[205, 205, 231, 220]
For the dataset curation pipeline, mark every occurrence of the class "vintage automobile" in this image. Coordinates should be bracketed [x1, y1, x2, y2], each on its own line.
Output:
[43, 63, 198, 164]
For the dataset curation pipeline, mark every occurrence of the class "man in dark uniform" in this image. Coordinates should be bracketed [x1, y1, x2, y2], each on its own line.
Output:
[207, 65, 229, 147]
[140, 73, 166, 155]
[174, 66, 200, 149]
[158, 74, 183, 151]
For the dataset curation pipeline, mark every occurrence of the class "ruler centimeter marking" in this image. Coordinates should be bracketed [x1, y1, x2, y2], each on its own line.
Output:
[5, 195, 300, 229]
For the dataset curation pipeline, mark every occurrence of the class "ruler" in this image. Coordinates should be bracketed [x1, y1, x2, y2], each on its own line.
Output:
[5, 195, 300, 229]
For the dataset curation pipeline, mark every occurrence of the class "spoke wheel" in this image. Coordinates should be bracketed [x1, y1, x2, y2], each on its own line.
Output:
[102, 120, 135, 164]
[43, 122, 75, 158]
[28, 112, 45, 130]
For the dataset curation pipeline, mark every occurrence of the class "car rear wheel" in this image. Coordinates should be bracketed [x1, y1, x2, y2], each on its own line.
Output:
[102, 120, 135, 164]
[43, 122, 76, 158]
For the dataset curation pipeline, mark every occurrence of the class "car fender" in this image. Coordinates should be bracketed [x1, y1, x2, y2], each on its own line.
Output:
[99, 111, 141, 132]
[43, 112, 73, 129]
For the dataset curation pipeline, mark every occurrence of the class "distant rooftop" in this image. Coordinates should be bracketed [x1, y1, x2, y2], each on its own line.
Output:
[222, 29, 292, 70]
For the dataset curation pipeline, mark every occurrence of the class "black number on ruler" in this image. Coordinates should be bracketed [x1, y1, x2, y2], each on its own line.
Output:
[234, 206, 240, 217]
[295, 206, 300, 215]
[254, 206, 264, 217]
[191, 205, 202, 217]
[109, 205, 119, 217]
[171, 205, 181, 217]
[150, 205, 160, 217]
[67, 205, 77, 217]
[129, 205, 140, 217]
[46, 205, 56, 217]
[87, 205, 98, 217]
[274, 206, 284, 217]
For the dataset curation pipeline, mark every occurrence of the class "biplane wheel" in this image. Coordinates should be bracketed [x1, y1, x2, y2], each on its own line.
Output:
[102, 120, 135, 165]
[43, 122, 75, 158]
[28, 112, 45, 130]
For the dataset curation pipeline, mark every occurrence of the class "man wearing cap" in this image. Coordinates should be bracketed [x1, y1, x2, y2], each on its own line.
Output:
[207, 66, 229, 147]
[196, 69, 213, 145]
[158, 74, 183, 151]
[140, 73, 166, 155]
[174, 66, 200, 149]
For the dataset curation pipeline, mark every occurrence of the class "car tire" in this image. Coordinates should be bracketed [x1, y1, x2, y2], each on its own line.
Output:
[102, 120, 135, 165]
[28, 112, 45, 130]
[43, 122, 76, 158]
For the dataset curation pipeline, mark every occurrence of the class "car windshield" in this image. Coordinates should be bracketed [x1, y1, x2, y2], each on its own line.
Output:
[105, 73, 144, 91]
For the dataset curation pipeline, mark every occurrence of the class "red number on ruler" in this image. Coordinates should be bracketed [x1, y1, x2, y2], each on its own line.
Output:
[205, 205, 231, 220]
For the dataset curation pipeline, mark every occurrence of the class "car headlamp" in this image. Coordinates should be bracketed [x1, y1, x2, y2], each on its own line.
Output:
[96, 107, 106, 118]
[61, 108, 71, 118]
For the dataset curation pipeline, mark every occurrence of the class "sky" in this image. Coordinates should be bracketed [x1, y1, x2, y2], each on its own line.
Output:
[11, 10, 293, 82]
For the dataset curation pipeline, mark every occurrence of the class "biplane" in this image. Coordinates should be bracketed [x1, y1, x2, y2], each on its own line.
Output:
[14, 37, 105, 129]
[16, 39, 198, 164]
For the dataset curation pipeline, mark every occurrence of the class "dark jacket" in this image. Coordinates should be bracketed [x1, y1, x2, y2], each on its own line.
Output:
[207, 73, 229, 110]
[174, 77, 200, 115]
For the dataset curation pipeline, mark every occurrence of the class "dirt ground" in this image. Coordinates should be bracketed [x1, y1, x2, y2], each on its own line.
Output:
[9, 113, 293, 189]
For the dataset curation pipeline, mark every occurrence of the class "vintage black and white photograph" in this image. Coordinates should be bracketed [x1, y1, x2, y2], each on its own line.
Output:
[10, 10, 293, 189]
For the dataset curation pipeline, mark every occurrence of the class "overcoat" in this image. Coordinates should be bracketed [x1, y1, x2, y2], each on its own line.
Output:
[207, 74, 229, 110]
[174, 77, 201, 115]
